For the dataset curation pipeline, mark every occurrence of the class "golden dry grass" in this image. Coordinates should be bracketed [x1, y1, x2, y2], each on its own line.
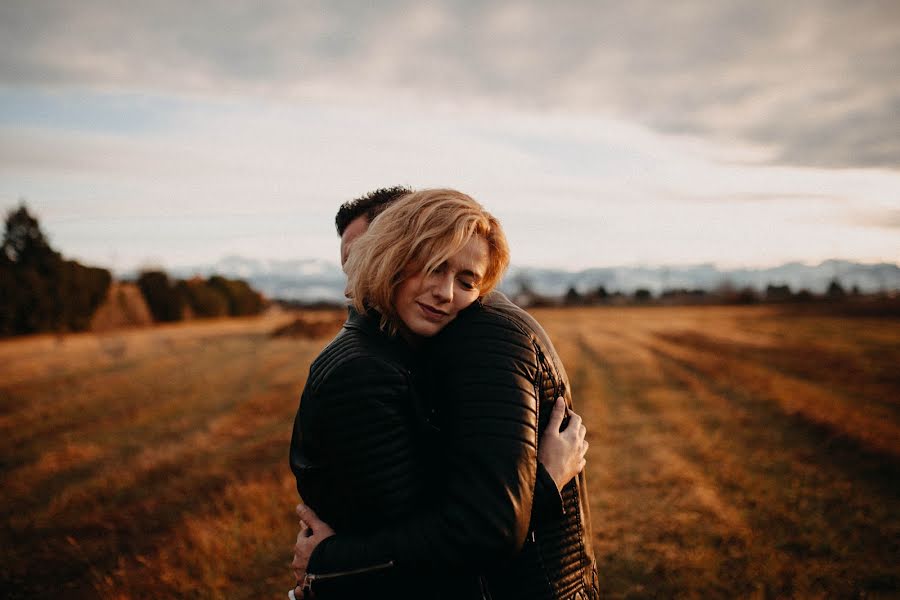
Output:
[1, 305, 898, 598]
[542, 305, 899, 599]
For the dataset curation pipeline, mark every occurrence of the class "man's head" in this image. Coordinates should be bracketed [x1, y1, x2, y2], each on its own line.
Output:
[336, 186, 413, 266]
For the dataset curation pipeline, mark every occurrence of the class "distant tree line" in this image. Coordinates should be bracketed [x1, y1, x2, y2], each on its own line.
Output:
[524, 279, 878, 308]
[0, 204, 265, 338]
[137, 271, 264, 322]
[1, 205, 111, 336]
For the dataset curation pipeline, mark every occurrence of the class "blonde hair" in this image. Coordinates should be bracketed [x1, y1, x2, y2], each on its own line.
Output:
[345, 188, 510, 333]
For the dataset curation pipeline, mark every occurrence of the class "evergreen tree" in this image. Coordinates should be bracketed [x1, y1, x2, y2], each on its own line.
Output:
[2, 204, 59, 267]
[0, 204, 110, 336]
[137, 271, 184, 322]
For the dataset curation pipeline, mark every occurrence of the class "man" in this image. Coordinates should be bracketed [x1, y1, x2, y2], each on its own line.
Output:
[289, 188, 599, 599]
[334, 187, 409, 268]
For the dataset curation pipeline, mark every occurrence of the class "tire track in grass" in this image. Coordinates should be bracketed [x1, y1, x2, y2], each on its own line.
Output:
[628, 338, 817, 597]
[643, 333, 900, 597]
[535, 306, 900, 597]
[654, 333, 900, 452]
[648, 331, 900, 466]
[572, 328, 761, 598]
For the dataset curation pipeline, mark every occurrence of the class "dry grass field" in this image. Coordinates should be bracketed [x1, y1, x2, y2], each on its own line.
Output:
[1, 305, 897, 599]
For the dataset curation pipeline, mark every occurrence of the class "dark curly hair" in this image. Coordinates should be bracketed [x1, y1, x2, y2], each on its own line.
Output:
[335, 186, 414, 235]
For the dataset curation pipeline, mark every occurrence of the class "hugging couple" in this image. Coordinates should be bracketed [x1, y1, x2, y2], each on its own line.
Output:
[289, 187, 600, 599]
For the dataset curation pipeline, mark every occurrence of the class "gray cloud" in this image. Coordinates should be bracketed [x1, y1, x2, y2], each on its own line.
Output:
[1, 0, 898, 168]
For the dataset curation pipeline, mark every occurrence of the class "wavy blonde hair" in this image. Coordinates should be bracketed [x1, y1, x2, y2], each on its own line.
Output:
[345, 188, 510, 333]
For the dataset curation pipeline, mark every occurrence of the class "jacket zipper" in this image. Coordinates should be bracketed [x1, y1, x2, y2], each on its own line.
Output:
[478, 574, 494, 600]
[301, 560, 395, 595]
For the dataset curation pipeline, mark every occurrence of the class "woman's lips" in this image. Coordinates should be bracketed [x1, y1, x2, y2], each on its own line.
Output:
[417, 302, 448, 322]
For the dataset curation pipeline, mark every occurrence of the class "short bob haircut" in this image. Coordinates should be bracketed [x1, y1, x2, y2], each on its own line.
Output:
[345, 188, 510, 334]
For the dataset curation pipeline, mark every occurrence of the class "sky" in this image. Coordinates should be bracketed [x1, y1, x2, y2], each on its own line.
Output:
[0, 0, 898, 273]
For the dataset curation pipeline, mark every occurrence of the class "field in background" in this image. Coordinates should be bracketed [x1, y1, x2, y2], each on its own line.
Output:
[1, 306, 897, 598]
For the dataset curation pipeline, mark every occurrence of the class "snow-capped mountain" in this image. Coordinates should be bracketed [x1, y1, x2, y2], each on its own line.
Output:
[127, 257, 900, 303]
[506, 260, 900, 298]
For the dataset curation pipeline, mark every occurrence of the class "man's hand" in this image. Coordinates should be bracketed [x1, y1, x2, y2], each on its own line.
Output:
[537, 397, 588, 492]
[292, 504, 336, 585]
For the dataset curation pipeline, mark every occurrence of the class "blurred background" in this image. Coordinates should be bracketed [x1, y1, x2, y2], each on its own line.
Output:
[1, 1, 898, 598]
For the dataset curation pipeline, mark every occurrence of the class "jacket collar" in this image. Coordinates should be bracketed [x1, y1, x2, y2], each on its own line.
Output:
[343, 306, 419, 366]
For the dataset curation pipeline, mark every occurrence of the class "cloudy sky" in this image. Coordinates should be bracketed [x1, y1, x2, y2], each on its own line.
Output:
[1, 0, 898, 272]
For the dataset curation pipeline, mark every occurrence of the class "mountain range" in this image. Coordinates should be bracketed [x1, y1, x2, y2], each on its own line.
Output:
[152, 257, 900, 303]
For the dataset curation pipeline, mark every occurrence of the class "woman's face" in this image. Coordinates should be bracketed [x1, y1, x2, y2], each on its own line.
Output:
[393, 235, 489, 341]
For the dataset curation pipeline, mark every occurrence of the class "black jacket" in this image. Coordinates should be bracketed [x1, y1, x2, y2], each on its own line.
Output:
[289, 308, 435, 598]
[452, 292, 599, 599]
[291, 295, 599, 599]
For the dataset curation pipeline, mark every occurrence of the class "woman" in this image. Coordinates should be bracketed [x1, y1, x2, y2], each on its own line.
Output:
[289, 189, 588, 599]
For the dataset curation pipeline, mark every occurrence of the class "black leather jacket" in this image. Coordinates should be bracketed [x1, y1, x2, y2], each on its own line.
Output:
[289, 308, 435, 598]
[290, 295, 599, 599]
[455, 292, 599, 599]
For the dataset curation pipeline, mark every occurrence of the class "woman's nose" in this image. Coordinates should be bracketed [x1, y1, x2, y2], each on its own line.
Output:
[430, 273, 453, 302]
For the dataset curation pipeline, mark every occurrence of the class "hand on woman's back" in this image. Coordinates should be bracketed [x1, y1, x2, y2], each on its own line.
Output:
[538, 397, 589, 492]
